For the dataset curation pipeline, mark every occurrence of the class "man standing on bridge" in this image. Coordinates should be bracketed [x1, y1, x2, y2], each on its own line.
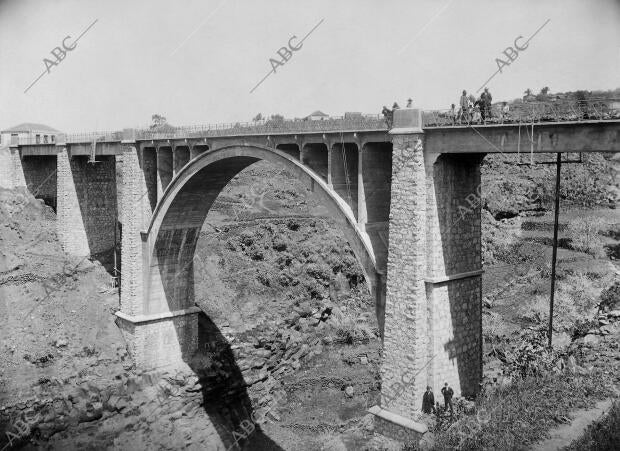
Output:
[459, 90, 469, 123]
[481, 87, 493, 123]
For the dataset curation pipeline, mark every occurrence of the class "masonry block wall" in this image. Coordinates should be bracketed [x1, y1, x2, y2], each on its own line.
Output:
[9, 148, 27, 188]
[0, 147, 13, 189]
[117, 145, 152, 315]
[56, 150, 116, 256]
[427, 278, 481, 395]
[427, 154, 483, 276]
[116, 313, 199, 369]
[425, 153, 483, 398]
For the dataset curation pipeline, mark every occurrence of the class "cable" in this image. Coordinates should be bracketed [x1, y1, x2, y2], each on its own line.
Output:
[339, 131, 354, 207]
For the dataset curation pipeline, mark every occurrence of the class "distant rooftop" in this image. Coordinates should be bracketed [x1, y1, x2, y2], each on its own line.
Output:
[306, 110, 329, 118]
[1, 123, 59, 133]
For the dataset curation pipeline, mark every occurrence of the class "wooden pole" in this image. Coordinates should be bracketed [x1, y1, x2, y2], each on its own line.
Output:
[548, 152, 562, 347]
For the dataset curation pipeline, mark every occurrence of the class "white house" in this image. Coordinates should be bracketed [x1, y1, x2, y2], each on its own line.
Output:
[305, 110, 329, 121]
[0, 123, 59, 146]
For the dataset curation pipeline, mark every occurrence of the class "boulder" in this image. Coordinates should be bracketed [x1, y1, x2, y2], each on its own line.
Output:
[344, 386, 354, 398]
[600, 325, 613, 335]
[552, 332, 572, 351]
[78, 401, 103, 423]
[583, 334, 600, 346]
[54, 339, 68, 348]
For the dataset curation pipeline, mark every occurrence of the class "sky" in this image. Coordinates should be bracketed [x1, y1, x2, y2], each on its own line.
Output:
[0, 0, 618, 133]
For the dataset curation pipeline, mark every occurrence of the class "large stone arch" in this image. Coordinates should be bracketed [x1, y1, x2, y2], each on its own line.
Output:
[144, 144, 385, 331]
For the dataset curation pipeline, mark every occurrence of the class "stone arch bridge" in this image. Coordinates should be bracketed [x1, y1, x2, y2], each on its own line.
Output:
[2, 107, 618, 439]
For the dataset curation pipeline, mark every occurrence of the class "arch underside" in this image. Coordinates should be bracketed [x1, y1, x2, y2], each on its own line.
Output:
[144, 145, 383, 327]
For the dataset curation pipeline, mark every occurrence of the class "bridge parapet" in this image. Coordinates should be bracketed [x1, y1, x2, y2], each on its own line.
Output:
[134, 114, 387, 140]
[424, 98, 620, 127]
[12, 99, 620, 146]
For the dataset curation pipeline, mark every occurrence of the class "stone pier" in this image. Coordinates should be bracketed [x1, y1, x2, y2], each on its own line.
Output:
[369, 109, 483, 442]
[114, 141, 200, 370]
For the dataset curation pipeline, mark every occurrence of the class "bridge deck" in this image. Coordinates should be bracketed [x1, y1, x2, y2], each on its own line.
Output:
[7, 99, 619, 154]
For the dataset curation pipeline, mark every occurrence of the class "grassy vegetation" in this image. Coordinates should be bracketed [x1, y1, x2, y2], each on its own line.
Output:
[519, 272, 601, 335]
[427, 371, 614, 451]
[564, 401, 620, 451]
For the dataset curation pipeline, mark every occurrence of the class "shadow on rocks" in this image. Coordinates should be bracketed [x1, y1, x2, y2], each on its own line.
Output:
[190, 314, 284, 451]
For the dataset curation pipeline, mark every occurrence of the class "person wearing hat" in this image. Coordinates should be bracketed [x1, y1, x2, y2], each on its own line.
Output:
[406, 98, 413, 108]
[441, 382, 454, 416]
[422, 386, 435, 414]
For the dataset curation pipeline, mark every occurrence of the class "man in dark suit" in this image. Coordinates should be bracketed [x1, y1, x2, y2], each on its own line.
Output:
[422, 386, 435, 414]
[441, 382, 454, 416]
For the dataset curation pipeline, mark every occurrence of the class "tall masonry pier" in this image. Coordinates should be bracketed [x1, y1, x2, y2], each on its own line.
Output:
[369, 109, 482, 440]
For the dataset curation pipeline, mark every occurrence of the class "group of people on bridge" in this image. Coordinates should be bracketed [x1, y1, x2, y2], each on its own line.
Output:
[379, 90, 509, 128]
[449, 87, 508, 125]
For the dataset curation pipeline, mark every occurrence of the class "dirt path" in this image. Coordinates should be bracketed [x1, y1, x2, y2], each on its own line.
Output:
[532, 399, 615, 451]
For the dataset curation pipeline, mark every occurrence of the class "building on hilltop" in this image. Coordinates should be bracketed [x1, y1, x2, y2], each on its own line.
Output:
[0, 123, 60, 146]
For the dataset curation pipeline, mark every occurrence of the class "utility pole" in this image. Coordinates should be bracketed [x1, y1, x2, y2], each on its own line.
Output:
[548, 152, 562, 348]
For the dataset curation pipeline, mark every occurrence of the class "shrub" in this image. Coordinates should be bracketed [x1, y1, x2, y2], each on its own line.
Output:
[504, 329, 557, 378]
[482, 311, 505, 342]
[565, 217, 606, 257]
[520, 273, 599, 334]
[600, 281, 620, 312]
[326, 307, 375, 345]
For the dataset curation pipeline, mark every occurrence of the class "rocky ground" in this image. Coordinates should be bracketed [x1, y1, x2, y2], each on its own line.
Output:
[0, 151, 618, 450]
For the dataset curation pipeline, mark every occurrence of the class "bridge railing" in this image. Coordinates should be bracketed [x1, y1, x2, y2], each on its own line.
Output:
[65, 131, 124, 143]
[423, 98, 620, 127]
[13, 99, 620, 146]
[16, 131, 125, 145]
[134, 114, 387, 140]
[14, 136, 58, 146]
